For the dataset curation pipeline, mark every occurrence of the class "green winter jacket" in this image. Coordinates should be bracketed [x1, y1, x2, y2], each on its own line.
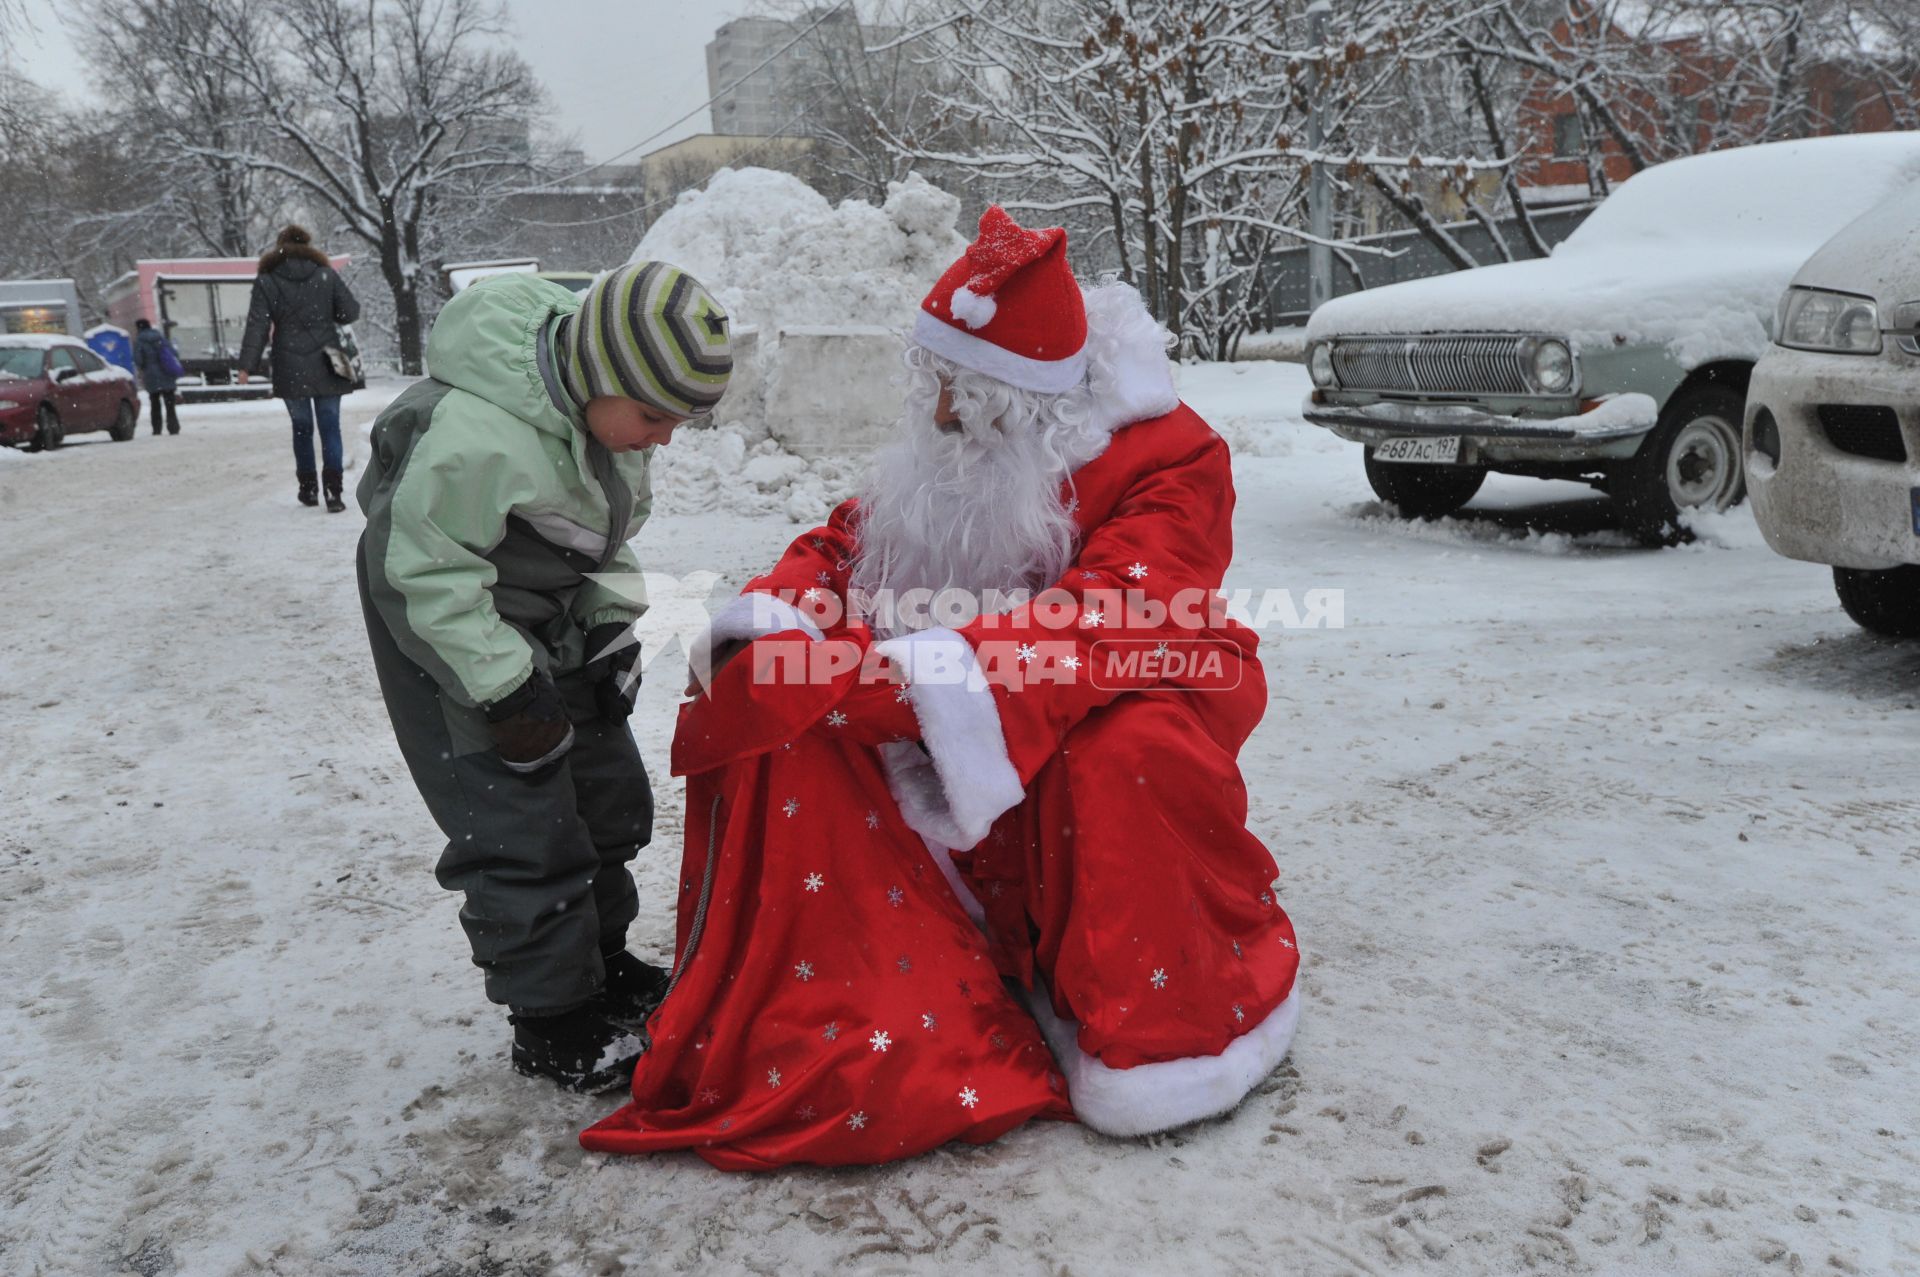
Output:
[357, 274, 651, 714]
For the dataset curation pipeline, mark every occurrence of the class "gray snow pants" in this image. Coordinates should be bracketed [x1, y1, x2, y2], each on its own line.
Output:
[357, 557, 652, 1012]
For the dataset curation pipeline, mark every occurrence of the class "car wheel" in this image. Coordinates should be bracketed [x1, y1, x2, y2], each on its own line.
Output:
[1363, 448, 1487, 519]
[109, 399, 136, 442]
[1617, 384, 1746, 545]
[1833, 566, 1920, 638]
[30, 404, 63, 452]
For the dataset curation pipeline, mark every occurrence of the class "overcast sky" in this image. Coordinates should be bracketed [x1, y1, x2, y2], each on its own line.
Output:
[8, 0, 748, 163]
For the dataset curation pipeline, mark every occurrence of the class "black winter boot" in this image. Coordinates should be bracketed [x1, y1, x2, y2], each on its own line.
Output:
[596, 949, 671, 1033]
[509, 1003, 644, 1093]
[322, 467, 345, 513]
[297, 472, 319, 507]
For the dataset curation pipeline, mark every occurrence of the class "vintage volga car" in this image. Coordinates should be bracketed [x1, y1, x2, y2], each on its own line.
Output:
[1747, 188, 1920, 636]
[1302, 133, 1920, 543]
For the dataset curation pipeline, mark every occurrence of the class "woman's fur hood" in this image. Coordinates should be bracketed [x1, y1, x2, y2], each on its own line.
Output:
[258, 225, 332, 274]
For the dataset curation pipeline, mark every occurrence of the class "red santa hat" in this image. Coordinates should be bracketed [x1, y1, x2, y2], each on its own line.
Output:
[911, 207, 1089, 395]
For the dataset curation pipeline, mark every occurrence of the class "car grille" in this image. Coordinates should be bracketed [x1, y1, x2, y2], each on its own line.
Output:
[1330, 335, 1536, 396]
[1817, 404, 1906, 463]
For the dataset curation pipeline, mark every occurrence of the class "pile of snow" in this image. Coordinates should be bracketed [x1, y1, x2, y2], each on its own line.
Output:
[633, 167, 964, 443]
[1308, 133, 1920, 365]
[637, 166, 963, 339]
[653, 423, 863, 524]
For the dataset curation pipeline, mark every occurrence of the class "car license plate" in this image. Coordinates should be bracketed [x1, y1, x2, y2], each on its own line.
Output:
[1375, 435, 1462, 465]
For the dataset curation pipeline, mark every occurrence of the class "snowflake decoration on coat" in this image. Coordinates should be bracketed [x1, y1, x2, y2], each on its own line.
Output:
[698, 1087, 721, 1105]
[922, 1012, 938, 1031]
[1016, 643, 1037, 665]
[1064, 496, 1080, 516]
[1080, 570, 1100, 581]
[896, 955, 913, 973]
[802, 587, 824, 602]
[959, 1087, 979, 1109]
[894, 684, 912, 704]
[1127, 562, 1149, 580]
[825, 710, 848, 728]
[794, 961, 815, 981]
[783, 798, 800, 818]
[767, 1068, 783, 1088]
[1232, 1003, 1245, 1023]
[1280, 936, 1296, 950]
[815, 570, 833, 585]
[822, 1021, 840, 1041]
[887, 886, 905, 908]
[869, 1030, 891, 1052]
[1082, 609, 1105, 628]
[1154, 641, 1170, 658]
[803, 872, 824, 893]
[1062, 655, 1082, 671]
[847, 1111, 867, 1130]
[797, 1104, 817, 1121]
[865, 809, 880, 829]
[1150, 968, 1168, 990]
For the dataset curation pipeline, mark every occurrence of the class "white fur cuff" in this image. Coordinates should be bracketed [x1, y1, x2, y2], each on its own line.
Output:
[873, 627, 1025, 851]
[1027, 983, 1301, 1138]
[688, 592, 825, 687]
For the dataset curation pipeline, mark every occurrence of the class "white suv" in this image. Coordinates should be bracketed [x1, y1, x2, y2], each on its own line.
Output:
[1747, 192, 1920, 636]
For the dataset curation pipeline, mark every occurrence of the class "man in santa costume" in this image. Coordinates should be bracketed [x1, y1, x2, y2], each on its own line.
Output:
[582, 209, 1300, 1169]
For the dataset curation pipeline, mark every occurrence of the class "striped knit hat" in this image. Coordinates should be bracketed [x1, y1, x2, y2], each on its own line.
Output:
[555, 261, 732, 417]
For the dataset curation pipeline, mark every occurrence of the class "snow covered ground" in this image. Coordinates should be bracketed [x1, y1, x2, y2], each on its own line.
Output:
[4, 364, 1918, 1275]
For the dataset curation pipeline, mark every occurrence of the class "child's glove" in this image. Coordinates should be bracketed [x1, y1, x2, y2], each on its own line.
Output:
[584, 622, 642, 721]
[485, 671, 574, 772]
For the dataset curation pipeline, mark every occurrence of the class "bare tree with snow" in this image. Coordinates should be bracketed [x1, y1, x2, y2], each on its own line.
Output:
[76, 0, 286, 259]
[193, 0, 542, 373]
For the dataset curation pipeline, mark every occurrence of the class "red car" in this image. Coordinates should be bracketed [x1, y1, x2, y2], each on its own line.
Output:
[0, 335, 141, 450]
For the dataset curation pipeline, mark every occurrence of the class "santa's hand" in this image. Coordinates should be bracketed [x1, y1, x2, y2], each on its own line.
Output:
[686, 638, 748, 698]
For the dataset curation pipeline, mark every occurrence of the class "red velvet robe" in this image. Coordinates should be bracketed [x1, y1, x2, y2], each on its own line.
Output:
[582, 404, 1300, 1168]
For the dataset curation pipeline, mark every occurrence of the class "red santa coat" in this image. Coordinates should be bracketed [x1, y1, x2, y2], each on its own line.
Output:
[584, 293, 1300, 1165]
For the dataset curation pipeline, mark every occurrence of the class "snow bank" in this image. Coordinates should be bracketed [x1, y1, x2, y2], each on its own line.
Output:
[652, 423, 863, 525]
[1308, 133, 1920, 364]
[633, 168, 964, 447]
[636, 167, 963, 339]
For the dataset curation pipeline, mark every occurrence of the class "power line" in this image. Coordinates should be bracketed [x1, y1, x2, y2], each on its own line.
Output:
[522, 1, 853, 192]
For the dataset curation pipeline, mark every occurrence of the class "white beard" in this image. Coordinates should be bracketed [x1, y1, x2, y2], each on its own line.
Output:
[850, 347, 1104, 635]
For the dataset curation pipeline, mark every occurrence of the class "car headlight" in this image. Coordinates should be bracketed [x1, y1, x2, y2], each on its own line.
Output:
[0, 400, 20, 411]
[1528, 338, 1574, 394]
[1308, 342, 1336, 388]
[1776, 287, 1881, 354]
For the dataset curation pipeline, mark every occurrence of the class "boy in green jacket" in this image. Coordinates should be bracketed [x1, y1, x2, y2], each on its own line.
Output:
[356, 262, 731, 1090]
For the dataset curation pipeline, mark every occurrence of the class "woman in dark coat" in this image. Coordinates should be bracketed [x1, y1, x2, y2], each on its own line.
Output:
[131, 318, 181, 436]
[238, 223, 363, 511]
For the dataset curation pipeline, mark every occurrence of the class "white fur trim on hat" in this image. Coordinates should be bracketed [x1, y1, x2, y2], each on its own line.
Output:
[949, 286, 999, 330]
[1079, 282, 1180, 435]
[910, 310, 1088, 395]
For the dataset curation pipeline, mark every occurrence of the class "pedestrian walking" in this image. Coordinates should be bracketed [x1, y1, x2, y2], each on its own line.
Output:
[131, 319, 183, 436]
[237, 224, 363, 511]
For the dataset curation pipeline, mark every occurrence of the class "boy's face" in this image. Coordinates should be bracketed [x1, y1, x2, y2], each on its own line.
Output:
[584, 396, 691, 452]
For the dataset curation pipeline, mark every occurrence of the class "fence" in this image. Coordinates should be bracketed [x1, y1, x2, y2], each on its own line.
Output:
[1261, 204, 1599, 328]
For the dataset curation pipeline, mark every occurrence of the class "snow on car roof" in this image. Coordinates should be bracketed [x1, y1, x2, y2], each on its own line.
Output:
[1559, 132, 1920, 255]
[1307, 132, 1920, 361]
[0, 334, 89, 349]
